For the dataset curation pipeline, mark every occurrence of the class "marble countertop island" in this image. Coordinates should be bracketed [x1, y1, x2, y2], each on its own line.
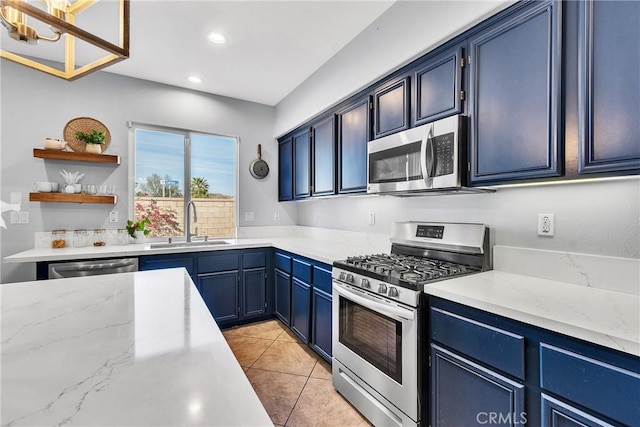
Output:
[1, 268, 273, 426]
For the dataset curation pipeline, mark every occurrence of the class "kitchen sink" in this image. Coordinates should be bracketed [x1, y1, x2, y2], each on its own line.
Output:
[148, 240, 231, 249]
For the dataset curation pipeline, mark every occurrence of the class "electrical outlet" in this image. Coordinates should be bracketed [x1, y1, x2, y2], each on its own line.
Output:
[538, 213, 555, 237]
[244, 212, 255, 222]
[273, 211, 280, 221]
[368, 212, 375, 225]
[10, 211, 19, 224]
[109, 211, 118, 222]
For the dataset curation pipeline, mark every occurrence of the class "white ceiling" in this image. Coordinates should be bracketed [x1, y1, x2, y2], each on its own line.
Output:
[0, 0, 396, 106]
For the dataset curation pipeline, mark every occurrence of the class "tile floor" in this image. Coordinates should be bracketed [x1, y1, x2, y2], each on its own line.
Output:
[223, 319, 370, 426]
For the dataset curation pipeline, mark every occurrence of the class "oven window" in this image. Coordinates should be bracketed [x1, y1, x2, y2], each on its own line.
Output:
[338, 296, 402, 383]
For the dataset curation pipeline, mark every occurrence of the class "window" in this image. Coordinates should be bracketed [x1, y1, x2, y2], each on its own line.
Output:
[130, 123, 237, 239]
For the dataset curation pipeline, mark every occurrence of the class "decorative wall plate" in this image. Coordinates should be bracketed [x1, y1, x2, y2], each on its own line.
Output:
[63, 117, 111, 153]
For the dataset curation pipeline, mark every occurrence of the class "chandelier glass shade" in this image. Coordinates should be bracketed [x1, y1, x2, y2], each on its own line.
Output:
[0, 0, 129, 80]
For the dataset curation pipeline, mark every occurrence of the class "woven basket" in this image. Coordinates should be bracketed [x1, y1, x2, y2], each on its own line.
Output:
[63, 117, 111, 153]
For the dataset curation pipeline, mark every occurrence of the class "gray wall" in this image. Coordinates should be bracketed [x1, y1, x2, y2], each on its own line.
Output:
[0, 60, 296, 283]
[297, 179, 640, 259]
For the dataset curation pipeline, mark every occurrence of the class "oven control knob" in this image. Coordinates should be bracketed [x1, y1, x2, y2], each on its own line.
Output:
[346, 273, 355, 283]
[361, 278, 370, 289]
[339, 272, 346, 281]
[388, 287, 399, 297]
[378, 283, 387, 294]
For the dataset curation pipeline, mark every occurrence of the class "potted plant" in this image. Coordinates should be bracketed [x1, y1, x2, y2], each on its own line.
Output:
[75, 129, 106, 154]
[126, 217, 151, 242]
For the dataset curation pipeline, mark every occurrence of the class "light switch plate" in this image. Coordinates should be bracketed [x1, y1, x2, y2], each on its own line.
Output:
[244, 212, 255, 222]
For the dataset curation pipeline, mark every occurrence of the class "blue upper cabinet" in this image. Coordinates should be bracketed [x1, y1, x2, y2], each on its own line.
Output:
[278, 137, 293, 201]
[412, 42, 465, 127]
[311, 116, 336, 196]
[578, 0, 640, 174]
[372, 76, 410, 139]
[337, 97, 370, 194]
[293, 128, 311, 199]
[469, 0, 563, 185]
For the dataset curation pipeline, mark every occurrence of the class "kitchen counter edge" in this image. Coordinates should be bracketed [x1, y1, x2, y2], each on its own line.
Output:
[424, 270, 640, 357]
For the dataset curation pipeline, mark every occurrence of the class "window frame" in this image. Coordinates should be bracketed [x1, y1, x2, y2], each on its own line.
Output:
[127, 121, 240, 241]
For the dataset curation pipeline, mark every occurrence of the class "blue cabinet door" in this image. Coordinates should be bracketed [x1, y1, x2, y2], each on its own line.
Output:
[541, 394, 616, 427]
[278, 137, 293, 201]
[431, 344, 525, 427]
[312, 116, 336, 196]
[139, 254, 195, 282]
[275, 269, 291, 325]
[469, 0, 562, 185]
[311, 287, 332, 362]
[578, 0, 640, 174]
[199, 271, 239, 324]
[372, 76, 410, 139]
[412, 42, 464, 127]
[291, 277, 311, 343]
[338, 98, 370, 193]
[293, 128, 311, 199]
[242, 267, 266, 318]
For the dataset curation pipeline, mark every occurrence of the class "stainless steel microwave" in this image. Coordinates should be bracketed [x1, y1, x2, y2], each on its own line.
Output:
[367, 115, 468, 194]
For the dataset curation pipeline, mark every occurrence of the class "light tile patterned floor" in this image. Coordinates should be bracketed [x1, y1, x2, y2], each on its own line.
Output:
[223, 319, 370, 426]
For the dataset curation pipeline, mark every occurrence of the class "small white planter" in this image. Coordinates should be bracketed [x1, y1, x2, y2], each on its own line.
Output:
[85, 144, 102, 154]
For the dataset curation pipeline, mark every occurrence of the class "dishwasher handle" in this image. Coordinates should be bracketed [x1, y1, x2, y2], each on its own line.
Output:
[48, 258, 139, 279]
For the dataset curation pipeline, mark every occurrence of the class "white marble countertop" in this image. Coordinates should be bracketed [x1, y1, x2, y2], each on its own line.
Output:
[424, 270, 640, 357]
[3, 236, 374, 266]
[1, 268, 273, 426]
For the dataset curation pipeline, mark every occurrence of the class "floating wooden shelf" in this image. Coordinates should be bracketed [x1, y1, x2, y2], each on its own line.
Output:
[29, 193, 117, 205]
[33, 148, 120, 164]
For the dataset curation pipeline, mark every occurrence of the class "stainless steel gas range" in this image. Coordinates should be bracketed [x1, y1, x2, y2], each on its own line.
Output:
[332, 221, 491, 427]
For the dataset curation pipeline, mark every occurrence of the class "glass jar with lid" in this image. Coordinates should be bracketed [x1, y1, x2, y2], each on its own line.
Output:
[116, 228, 129, 245]
[51, 229, 67, 249]
[73, 229, 89, 247]
[93, 229, 106, 247]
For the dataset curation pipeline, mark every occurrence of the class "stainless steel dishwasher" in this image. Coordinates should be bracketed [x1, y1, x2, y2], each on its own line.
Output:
[48, 258, 139, 278]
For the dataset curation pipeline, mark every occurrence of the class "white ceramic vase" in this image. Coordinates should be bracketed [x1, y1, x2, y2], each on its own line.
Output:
[86, 144, 102, 154]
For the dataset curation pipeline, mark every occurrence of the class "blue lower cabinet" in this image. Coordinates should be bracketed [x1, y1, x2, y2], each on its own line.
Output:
[275, 269, 291, 325]
[311, 287, 332, 362]
[431, 344, 525, 427]
[541, 394, 615, 427]
[291, 277, 311, 343]
[199, 271, 240, 323]
[243, 267, 267, 318]
[139, 254, 195, 278]
[540, 344, 640, 426]
[429, 297, 640, 427]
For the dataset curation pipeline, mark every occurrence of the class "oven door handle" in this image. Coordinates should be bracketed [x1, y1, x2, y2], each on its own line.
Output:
[333, 283, 415, 322]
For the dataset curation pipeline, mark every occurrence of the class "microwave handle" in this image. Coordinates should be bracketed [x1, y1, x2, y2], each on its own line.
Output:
[420, 124, 435, 179]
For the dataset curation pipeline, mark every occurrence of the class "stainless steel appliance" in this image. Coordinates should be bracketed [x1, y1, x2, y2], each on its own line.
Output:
[368, 115, 486, 195]
[332, 221, 490, 427]
[48, 258, 139, 278]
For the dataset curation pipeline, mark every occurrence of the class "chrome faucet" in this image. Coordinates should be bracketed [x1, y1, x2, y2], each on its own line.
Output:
[186, 200, 198, 242]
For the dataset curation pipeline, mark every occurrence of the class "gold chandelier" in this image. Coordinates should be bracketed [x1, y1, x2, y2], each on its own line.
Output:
[0, 0, 129, 80]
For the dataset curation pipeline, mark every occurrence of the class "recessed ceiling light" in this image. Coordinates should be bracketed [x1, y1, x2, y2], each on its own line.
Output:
[188, 76, 202, 84]
[207, 32, 227, 44]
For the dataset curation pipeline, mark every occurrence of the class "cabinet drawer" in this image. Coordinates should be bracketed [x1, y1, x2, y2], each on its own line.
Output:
[198, 252, 240, 273]
[312, 265, 332, 294]
[540, 343, 640, 426]
[275, 252, 291, 273]
[293, 258, 312, 282]
[430, 307, 525, 380]
[243, 251, 266, 269]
